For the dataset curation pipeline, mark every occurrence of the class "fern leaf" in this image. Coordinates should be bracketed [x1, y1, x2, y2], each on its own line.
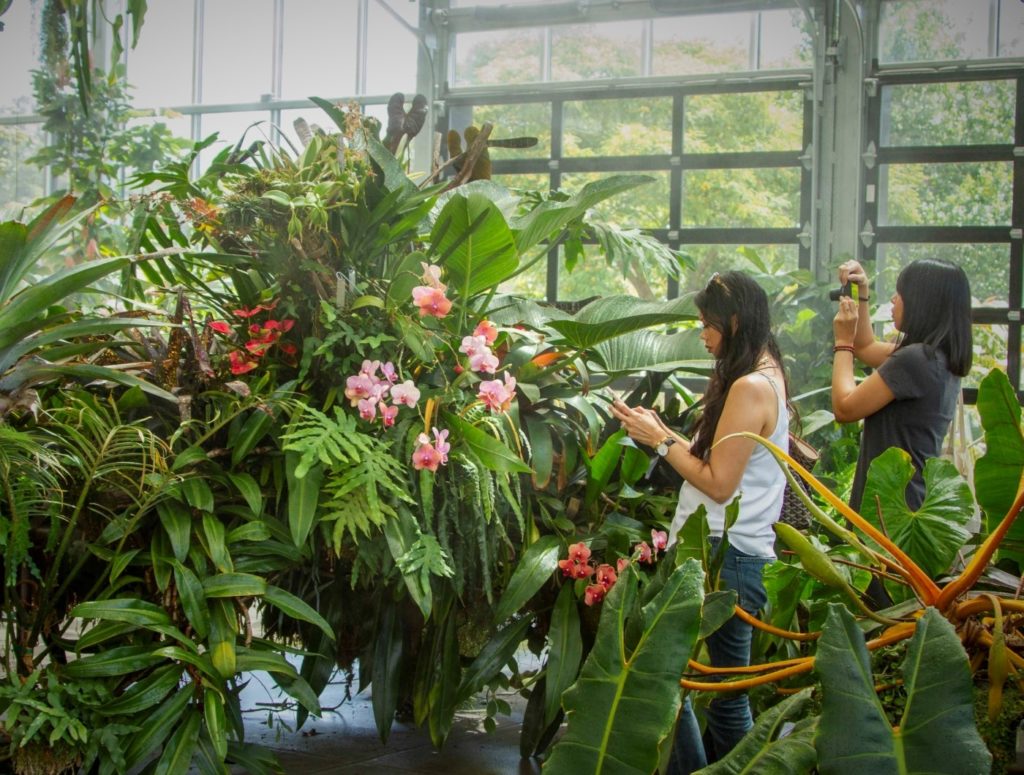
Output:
[282, 406, 371, 477]
[395, 533, 454, 592]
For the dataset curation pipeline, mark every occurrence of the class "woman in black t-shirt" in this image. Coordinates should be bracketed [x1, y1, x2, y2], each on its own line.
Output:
[830, 258, 973, 513]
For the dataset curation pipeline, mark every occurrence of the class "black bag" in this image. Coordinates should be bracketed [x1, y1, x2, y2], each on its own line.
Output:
[779, 433, 819, 530]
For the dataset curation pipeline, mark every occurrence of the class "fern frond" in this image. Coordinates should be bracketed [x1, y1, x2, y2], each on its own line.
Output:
[281, 405, 373, 477]
[321, 442, 411, 546]
[325, 488, 397, 549]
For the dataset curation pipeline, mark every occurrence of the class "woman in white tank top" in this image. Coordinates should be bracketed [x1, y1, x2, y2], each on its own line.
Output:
[611, 270, 790, 774]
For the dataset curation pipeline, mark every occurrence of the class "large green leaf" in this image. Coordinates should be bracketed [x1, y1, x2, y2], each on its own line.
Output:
[544, 559, 705, 775]
[585, 429, 626, 506]
[0, 195, 82, 304]
[71, 598, 173, 628]
[511, 175, 653, 253]
[123, 688, 194, 770]
[154, 708, 202, 775]
[384, 506, 433, 619]
[974, 368, 1024, 556]
[98, 664, 183, 716]
[64, 645, 164, 678]
[287, 452, 324, 546]
[548, 295, 696, 351]
[697, 689, 816, 774]
[492, 535, 561, 623]
[593, 329, 710, 375]
[202, 572, 268, 598]
[264, 583, 334, 641]
[447, 413, 532, 474]
[456, 615, 532, 705]
[432, 192, 518, 298]
[372, 601, 404, 743]
[545, 584, 583, 726]
[814, 604, 991, 775]
[861, 450, 973, 577]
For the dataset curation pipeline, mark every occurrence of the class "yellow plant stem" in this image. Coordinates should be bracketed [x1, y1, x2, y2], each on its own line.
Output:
[730, 432, 940, 604]
[681, 659, 815, 692]
[955, 596, 1024, 619]
[687, 655, 811, 675]
[732, 605, 820, 641]
[936, 480, 1024, 610]
[424, 397, 436, 432]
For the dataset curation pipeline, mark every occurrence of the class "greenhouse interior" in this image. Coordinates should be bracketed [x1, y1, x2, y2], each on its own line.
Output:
[2, 0, 1024, 772]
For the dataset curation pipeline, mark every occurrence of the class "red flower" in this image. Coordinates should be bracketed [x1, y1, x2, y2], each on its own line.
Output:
[232, 299, 279, 318]
[208, 320, 232, 335]
[651, 529, 668, 553]
[228, 350, 258, 375]
[616, 557, 630, 573]
[567, 542, 591, 564]
[595, 564, 617, 590]
[584, 584, 607, 606]
[635, 541, 653, 564]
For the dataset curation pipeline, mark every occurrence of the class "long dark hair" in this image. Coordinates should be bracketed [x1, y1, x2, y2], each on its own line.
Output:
[689, 271, 788, 461]
[894, 258, 973, 377]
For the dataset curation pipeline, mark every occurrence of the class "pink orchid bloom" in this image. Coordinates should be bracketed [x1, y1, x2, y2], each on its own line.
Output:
[477, 378, 513, 413]
[596, 564, 618, 590]
[469, 348, 500, 374]
[208, 320, 232, 335]
[381, 362, 398, 383]
[636, 541, 653, 564]
[345, 374, 375, 406]
[358, 399, 377, 421]
[390, 380, 421, 407]
[432, 427, 450, 464]
[584, 584, 607, 606]
[616, 557, 630, 573]
[412, 433, 444, 472]
[651, 529, 668, 553]
[460, 335, 489, 356]
[412, 286, 453, 319]
[380, 404, 399, 428]
[557, 558, 577, 578]
[420, 262, 445, 290]
[473, 319, 499, 345]
[567, 542, 591, 565]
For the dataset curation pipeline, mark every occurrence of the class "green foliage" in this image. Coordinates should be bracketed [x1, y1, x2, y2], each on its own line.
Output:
[814, 605, 992, 774]
[545, 560, 705, 775]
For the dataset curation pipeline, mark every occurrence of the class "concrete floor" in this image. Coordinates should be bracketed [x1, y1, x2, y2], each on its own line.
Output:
[238, 669, 545, 775]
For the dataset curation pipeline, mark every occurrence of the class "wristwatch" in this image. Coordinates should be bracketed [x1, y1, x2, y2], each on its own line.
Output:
[655, 437, 676, 457]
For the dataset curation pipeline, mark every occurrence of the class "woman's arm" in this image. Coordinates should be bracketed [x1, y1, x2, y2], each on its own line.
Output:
[832, 295, 897, 422]
[611, 376, 771, 503]
[839, 260, 895, 368]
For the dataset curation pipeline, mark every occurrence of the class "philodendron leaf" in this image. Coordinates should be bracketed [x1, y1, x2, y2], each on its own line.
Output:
[696, 688, 817, 775]
[592, 329, 711, 375]
[492, 535, 561, 623]
[861, 449, 973, 578]
[974, 368, 1024, 558]
[815, 604, 991, 775]
[547, 294, 696, 351]
[544, 559, 705, 775]
[432, 192, 518, 297]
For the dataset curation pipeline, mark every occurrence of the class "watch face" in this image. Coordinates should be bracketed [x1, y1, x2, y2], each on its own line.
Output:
[657, 443, 668, 457]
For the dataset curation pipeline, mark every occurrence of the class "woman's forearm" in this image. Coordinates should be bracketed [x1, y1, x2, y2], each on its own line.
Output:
[853, 296, 875, 351]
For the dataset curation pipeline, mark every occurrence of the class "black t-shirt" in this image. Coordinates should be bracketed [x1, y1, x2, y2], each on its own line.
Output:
[849, 343, 960, 512]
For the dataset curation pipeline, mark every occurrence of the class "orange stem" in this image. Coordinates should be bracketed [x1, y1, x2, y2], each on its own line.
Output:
[687, 656, 811, 675]
[977, 629, 1024, 672]
[681, 659, 815, 692]
[955, 597, 1024, 619]
[732, 605, 820, 641]
[936, 482, 1024, 610]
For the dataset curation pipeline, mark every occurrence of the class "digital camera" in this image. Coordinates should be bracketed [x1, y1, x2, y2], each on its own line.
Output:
[829, 281, 852, 301]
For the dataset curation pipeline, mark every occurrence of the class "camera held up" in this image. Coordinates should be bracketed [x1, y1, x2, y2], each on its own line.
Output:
[829, 281, 852, 302]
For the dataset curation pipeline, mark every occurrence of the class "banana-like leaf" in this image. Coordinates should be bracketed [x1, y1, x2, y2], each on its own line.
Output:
[264, 583, 334, 641]
[0, 195, 82, 304]
[525, 415, 554, 489]
[123, 688, 193, 770]
[433, 192, 518, 298]
[545, 584, 583, 726]
[974, 368, 1024, 559]
[202, 572, 267, 598]
[547, 295, 696, 351]
[208, 599, 237, 680]
[511, 175, 653, 254]
[372, 601, 404, 743]
[154, 709, 202, 775]
[71, 598, 173, 628]
[592, 329, 710, 375]
[492, 535, 561, 623]
[696, 689, 817, 774]
[544, 559, 705, 775]
[64, 645, 164, 678]
[98, 664, 183, 716]
[861, 450, 973, 578]
[815, 604, 991, 774]
[203, 688, 229, 761]
[0, 363, 178, 403]
[157, 501, 191, 562]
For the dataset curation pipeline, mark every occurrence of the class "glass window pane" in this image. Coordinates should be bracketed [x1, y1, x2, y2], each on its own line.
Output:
[875, 244, 1012, 310]
[560, 172, 670, 229]
[365, 0, 418, 95]
[564, 98, 672, 157]
[653, 13, 753, 76]
[201, 0, 274, 104]
[684, 91, 803, 153]
[683, 169, 801, 228]
[0, 122, 47, 212]
[882, 81, 1014, 146]
[282, 1, 358, 100]
[126, 0, 194, 107]
[493, 173, 549, 191]
[881, 162, 1012, 226]
[968, 324, 1012, 391]
[759, 9, 813, 69]
[879, 0, 992, 63]
[498, 252, 547, 299]
[468, 104, 550, 160]
[0, 1, 42, 112]
[550, 21, 644, 81]
[999, 0, 1024, 56]
[676, 246, 800, 293]
[453, 30, 543, 87]
[559, 244, 643, 302]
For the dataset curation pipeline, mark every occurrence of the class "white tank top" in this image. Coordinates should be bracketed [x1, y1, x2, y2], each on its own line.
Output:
[668, 372, 789, 559]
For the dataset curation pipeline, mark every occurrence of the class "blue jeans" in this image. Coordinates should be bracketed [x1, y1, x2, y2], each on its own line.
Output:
[668, 541, 770, 775]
